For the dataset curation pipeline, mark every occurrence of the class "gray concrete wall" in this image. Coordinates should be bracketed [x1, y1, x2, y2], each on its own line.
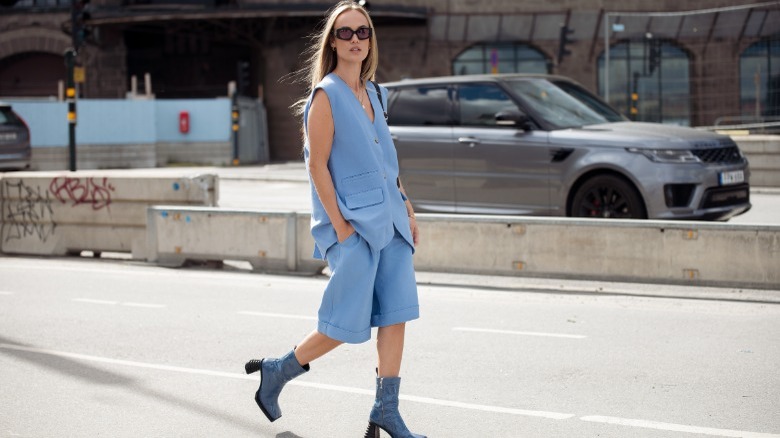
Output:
[145, 207, 780, 290]
[733, 135, 780, 188]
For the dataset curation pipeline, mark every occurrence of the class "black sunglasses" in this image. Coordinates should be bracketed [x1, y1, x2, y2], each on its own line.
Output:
[334, 26, 372, 41]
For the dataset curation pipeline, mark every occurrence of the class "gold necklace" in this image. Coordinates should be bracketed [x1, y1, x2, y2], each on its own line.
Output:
[351, 84, 365, 109]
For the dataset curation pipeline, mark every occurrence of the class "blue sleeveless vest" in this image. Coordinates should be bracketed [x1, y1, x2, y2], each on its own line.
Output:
[303, 73, 414, 259]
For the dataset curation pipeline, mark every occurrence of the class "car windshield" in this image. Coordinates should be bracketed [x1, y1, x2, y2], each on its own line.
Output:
[506, 79, 611, 129]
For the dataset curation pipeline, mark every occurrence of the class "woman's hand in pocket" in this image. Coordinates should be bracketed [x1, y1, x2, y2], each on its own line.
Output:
[336, 221, 356, 243]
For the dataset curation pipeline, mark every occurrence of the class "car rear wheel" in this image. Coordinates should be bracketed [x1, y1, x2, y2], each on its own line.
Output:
[571, 174, 647, 219]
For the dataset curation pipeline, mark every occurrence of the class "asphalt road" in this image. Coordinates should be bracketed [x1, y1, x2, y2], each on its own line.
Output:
[1, 256, 779, 437]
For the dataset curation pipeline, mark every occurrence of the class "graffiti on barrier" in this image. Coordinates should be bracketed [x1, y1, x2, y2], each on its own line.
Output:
[1, 179, 57, 243]
[50, 176, 116, 210]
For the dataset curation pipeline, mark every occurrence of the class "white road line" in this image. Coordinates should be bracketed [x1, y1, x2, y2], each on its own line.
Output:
[238, 311, 317, 321]
[0, 342, 572, 420]
[580, 416, 780, 438]
[0, 291, 13, 295]
[122, 302, 166, 309]
[453, 327, 587, 339]
[73, 298, 117, 305]
[73, 298, 165, 308]
[1, 342, 776, 437]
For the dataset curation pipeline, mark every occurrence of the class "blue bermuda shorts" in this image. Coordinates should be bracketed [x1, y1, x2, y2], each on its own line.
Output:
[317, 228, 419, 344]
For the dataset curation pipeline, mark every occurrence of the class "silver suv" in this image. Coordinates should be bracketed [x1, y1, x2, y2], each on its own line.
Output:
[384, 74, 750, 221]
[0, 102, 31, 171]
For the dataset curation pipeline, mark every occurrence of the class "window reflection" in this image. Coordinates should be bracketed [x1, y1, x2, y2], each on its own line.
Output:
[598, 41, 690, 125]
[388, 87, 452, 126]
[458, 84, 521, 126]
[508, 79, 608, 129]
[740, 37, 780, 119]
[453, 43, 549, 75]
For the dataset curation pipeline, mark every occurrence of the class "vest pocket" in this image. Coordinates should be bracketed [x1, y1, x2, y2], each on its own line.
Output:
[344, 188, 384, 209]
[341, 170, 379, 190]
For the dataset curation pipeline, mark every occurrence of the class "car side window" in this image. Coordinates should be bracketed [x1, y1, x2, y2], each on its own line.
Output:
[387, 86, 452, 126]
[457, 83, 523, 127]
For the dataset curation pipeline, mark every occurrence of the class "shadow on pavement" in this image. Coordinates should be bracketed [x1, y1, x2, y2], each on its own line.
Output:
[0, 335, 268, 435]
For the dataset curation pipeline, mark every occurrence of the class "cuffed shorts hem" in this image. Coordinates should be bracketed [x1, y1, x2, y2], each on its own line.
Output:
[371, 305, 420, 328]
[318, 320, 371, 344]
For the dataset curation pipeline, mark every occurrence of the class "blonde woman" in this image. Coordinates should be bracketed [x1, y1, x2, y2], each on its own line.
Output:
[244, 2, 425, 437]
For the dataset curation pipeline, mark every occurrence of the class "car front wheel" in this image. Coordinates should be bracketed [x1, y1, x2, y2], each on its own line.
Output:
[570, 174, 647, 219]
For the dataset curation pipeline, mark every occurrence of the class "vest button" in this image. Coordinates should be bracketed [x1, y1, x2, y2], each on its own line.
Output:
[374, 138, 379, 144]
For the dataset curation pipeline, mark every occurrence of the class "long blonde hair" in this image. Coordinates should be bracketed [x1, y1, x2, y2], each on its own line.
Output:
[292, 0, 379, 116]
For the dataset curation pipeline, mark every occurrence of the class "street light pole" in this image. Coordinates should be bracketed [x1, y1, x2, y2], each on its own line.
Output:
[65, 48, 77, 172]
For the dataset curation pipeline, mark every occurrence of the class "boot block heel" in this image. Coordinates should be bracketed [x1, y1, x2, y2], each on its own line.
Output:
[364, 422, 380, 438]
[245, 359, 263, 375]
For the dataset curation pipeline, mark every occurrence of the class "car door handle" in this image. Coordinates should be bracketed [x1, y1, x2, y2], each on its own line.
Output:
[458, 137, 481, 147]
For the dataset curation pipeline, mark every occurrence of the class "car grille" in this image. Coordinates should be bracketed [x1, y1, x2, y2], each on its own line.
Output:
[700, 184, 749, 209]
[690, 146, 742, 163]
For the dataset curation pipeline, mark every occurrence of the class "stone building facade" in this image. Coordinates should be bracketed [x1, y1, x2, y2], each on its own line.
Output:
[1, 0, 778, 161]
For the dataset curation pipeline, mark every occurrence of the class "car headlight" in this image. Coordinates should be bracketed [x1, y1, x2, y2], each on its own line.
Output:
[627, 148, 701, 163]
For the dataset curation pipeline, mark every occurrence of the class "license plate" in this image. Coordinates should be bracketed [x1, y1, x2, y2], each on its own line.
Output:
[0, 132, 17, 141]
[719, 170, 744, 186]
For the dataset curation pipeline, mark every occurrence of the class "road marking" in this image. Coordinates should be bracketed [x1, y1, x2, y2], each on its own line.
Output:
[73, 298, 117, 305]
[73, 298, 165, 308]
[122, 302, 166, 309]
[0, 342, 572, 420]
[1, 342, 777, 437]
[453, 327, 587, 339]
[0, 291, 13, 295]
[238, 311, 317, 321]
[580, 416, 780, 438]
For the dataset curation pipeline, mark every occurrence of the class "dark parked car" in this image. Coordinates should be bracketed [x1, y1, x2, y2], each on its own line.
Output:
[384, 74, 751, 221]
[0, 102, 31, 171]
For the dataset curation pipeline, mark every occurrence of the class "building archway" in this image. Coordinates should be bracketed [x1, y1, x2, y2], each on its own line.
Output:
[598, 40, 691, 125]
[0, 27, 70, 97]
[453, 42, 549, 76]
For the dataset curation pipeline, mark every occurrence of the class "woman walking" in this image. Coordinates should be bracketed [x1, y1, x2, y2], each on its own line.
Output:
[244, 2, 425, 437]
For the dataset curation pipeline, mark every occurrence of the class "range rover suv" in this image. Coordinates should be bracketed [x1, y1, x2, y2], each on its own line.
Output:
[383, 74, 750, 221]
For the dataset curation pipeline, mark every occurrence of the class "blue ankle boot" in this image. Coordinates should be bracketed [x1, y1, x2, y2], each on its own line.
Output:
[245, 349, 309, 422]
[364, 377, 426, 438]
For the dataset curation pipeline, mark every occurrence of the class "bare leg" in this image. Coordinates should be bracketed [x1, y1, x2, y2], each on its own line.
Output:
[294, 330, 342, 365]
[376, 323, 406, 377]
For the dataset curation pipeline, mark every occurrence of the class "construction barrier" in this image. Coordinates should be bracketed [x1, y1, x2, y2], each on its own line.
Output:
[146, 206, 326, 273]
[0, 171, 217, 259]
[145, 208, 779, 289]
[412, 215, 779, 289]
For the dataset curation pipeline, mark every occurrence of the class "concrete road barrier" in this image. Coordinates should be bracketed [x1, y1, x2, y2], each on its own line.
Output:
[144, 208, 778, 289]
[0, 171, 217, 258]
[413, 215, 779, 289]
[146, 207, 327, 273]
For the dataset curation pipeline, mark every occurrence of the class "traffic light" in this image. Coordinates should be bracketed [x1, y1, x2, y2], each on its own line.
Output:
[71, 0, 91, 50]
[557, 25, 574, 65]
[648, 40, 661, 75]
[236, 61, 250, 96]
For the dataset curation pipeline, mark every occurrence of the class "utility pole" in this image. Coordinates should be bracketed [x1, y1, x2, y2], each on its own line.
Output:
[66, 0, 90, 171]
[65, 49, 77, 171]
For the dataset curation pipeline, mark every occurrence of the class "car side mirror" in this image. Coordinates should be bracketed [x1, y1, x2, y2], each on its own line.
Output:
[495, 110, 532, 130]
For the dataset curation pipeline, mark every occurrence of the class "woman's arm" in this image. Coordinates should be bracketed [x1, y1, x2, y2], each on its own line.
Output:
[307, 89, 355, 243]
[397, 178, 419, 246]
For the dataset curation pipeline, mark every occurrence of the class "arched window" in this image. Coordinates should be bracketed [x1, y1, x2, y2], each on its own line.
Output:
[598, 40, 691, 125]
[740, 36, 780, 120]
[453, 43, 549, 76]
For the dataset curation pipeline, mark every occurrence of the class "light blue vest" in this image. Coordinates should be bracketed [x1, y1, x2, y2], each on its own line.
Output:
[303, 73, 414, 259]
